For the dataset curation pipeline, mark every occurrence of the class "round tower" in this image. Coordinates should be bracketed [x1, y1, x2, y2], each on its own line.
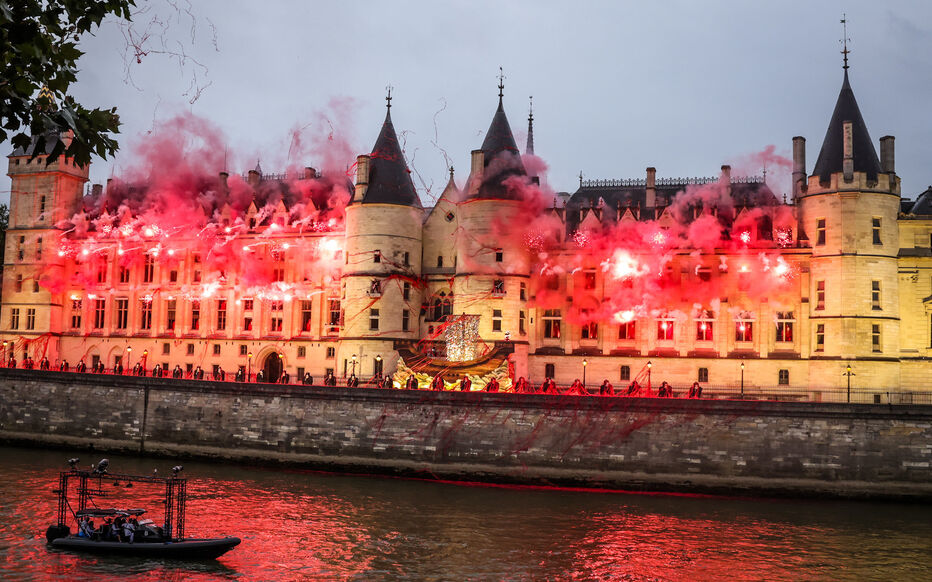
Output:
[340, 96, 423, 383]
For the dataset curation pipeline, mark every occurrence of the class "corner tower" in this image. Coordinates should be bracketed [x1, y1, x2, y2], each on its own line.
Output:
[798, 63, 901, 388]
[341, 92, 423, 382]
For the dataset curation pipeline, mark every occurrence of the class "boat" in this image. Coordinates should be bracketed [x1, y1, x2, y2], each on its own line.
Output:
[45, 458, 240, 559]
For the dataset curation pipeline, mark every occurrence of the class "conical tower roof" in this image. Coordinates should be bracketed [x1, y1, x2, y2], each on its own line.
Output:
[361, 104, 422, 208]
[812, 71, 882, 182]
[474, 95, 527, 199]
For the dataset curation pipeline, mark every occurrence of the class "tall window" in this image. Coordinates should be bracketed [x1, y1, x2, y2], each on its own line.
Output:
[25, 308, 35, 330]
[301, 300, 312, 331]
[872, 324, 881, 352]
[96, 258, 107, 283]
[403, 251, 410, 266]
[140, 300, 152, 330]
[143, 254, 155, 283]
[403, 282, 411, 301]
[328, 299, 341, 329]
[545, 363, 555, 378]
[815, 324, 825, 352]
[243, 298, 253, 331]
[816, 218, 826, 246]
[119, 266, 130, 283]
[520, 283, 526, 301]
[519, 311, 526, 335]
[657, 319, 674, 341]
[273, 267, 285, 282]
[495, 249, 503, 262]
[778, 369, 789, 385]
[620, 365, 630, 381]
[871, 281, 881, 310]
[696, 310, 714, 341]
[70, 299, 82, 329]
[9, 308, 19, 330]
[369, 308, 380, 331]
[584, 270, 596, 290]
[618, 321, 636, 340]
[217, 299, 227, 331]
[94, 299, 105, 329]
[191, 300, 200, 330]
[581, 321, 598, 340]
[816, 281, 825, 310]
[373, 251, 381, 264]
[166, 299, 177, 331]
[15, 275, 22, 293]
[698, 367, 709, 383]
[35, 237, 42, 260]
[115, 298, 129, 330]
[402, 309, 410, 332]
[735, 320, 753, 342]
[543, 309, 561, 339]
[775, 312, 794, 342]
[270, 300, 283, 332]
[492, 309, 503, 332]
[492, 279, 505, 295]
[437, 255, 443, 268]
[872, 217, 882, 245]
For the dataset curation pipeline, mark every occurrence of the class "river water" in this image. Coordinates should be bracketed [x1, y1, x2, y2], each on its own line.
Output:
[1, 446, 930, 581]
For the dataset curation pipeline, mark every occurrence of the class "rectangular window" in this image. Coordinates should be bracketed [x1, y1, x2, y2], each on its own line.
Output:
[698, 367, 709, 383]
[657, 319, 674, 341]
[191, 300, 200, 330]
[495, 250, 503, 262]
[402, 309, 410, 332]
[32, 280, 38, 293]
[15, 274, 22, 293]
[140, 300, 152, 330]
[213, 344, 221, 355]
[119, 266, 130, 284]
[815, 324, 825, 352]
[94, 299, 105, 329]
[620, 365, 630, 381]
[436, 255, 443, 268]
[581, 321, 598, 340]
[735, 321, 753, 342]
[697, 267, 711, 282]
[270, 300, 283, 332]
[696, 320, 713, 341]
[70, 299, 82, 329]
[492, 279, 505, 295]
[778, 369, 789, 385]
[193, 270, 201, 283]
[243, 299, 254, 311]
[816, 218, 826, 246]
[369, 308, 380, 331]
[169, 270, 178, 283]
[871, 280, 881, 310]
[25, 308, 35, 330]
[776, 312, 794, 342]
[373, 251, 381, 263]
[301, 300, 312, 331]
[403, 282, 411, 301]
[618, 321, 636, 340]
[273, 268, 284, 282]
[519, 310, 526, 335]
[520, 283, 526, 301]
[115, 298, 129, 330]
[872, 217, 882, 245]
[297, 346, 306, 358]
[143, 254, 155, 283]
[326, 346, 335, 358]
[35, 237, 42, 260]
[217, 299, 227, 330]
[187, 343, 195, 355]
[545, 363, 555, 378]
[584, 270, 596, 290]
[166, 299, 176, 331]
[9, 308, 19, 330]
[163, 342, 171, 355]
[403, 251, 410, 266]
[328, 299, 341, 328]
[816, 281, 825, 310]
[492, 309, 503, 332]
[872, 324, 881, 352]
[543, 309, 561, 339]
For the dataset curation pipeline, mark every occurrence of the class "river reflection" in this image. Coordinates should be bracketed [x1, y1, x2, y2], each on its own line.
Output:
[1, 445, 930, 581]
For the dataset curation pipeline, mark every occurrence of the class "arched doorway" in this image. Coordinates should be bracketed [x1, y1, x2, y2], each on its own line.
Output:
[262, 353, 282, 383]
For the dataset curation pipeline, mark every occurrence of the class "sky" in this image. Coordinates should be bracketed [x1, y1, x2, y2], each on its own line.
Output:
[4, 0, 932, 206]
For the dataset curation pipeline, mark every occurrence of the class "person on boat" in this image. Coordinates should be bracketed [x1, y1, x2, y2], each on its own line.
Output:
[302, 372, 313, 385]
[217, 368, 226, 382]
[193, 365, 204, 380]
[153, 364, 163, 377]
[545, 377, 560, 394]
[600, 379, 614, 396]
[324, 371, 337, 386]
[256, 369, 266, 383]
[77, 517, 92, 538]
[688, 382, 703, 399]
[40, 357, 50, 370]
[405, 375, 418, 390]
[113, 361, 123, 375]
[431, 373, 445, 391]
[280, 370, 290, 384]
[568, 379, 588, 395]
[172, 365, 183, 379]
[235, 368, 245, 382]
[626, 380, 641, 397]
[122, 517, 135, 543]
[60, 360, 69, 372]
[459, 375, 472, 391]
[76, 359, 86, 373]
[513, 376, 528, 393]
[7, 355, 15, 368]
[485, 377, 500, 392]
[346, 374, 357, 387]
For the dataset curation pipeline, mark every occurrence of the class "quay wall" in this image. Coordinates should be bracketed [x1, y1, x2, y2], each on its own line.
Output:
[1, 369, 931, 500]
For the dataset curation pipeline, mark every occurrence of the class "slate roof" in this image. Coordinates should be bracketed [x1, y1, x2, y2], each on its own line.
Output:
[909, 186, 932, 216]
[812, 71, 882, 182]
[472, 97, 527, 200]
[10, 133, 62, 157]
[358, 107, 422, 208]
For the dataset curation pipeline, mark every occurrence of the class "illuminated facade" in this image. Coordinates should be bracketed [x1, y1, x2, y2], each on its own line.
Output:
[3, 67, 932, 397]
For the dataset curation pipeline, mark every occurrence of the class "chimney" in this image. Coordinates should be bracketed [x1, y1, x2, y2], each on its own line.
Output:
[645, 167, 656, 209]
[721, 164, 732, 184]
[792, 136, 806, 202]
[219, 171, 229, 187]
[304, 167, 318, 180]
[842, 121, 854, 182]
[879, 136, 895, 174]
[247, 169, 260, 187]
[469, 149, 484, 196]
[92, 183, 103, 197]
[353, 155, 369, 203]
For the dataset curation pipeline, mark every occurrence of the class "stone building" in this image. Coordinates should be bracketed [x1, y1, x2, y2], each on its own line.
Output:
[3, 63, 931, 398]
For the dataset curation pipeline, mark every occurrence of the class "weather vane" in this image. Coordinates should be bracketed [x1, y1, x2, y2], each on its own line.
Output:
[498, 67, 505, 98]
[386, 84, 393, 109]
[840, 13, 850, 70]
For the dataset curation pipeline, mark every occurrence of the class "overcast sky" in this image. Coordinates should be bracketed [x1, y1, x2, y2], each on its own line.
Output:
[5, 0, 932, 206]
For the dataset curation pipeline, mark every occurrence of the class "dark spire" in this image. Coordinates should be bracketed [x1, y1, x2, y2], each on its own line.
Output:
[361, 96, 422, 208]
[526, 96, 534, 156]
[473, 75, 527, 200]
[811, 70, 882, 182]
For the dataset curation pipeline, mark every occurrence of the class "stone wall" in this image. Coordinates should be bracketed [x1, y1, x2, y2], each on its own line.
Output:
[1, 368, 930, 500]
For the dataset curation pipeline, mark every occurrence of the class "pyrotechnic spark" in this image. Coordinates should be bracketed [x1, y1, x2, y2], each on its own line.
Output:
[739, 231, 751, 243]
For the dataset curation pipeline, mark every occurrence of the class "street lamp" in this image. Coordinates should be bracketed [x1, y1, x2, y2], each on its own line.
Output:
[647, 360, 652, 390]
[126, 346, 132, 374]
[2, 340, 8, 364]
[142, 349, 148, 374]
[844, 365, 855, 403]
[351, 354, 358, 377]
[582, 359, 588, 388]
[740, 361, 745, 397]
[247, 351, 253, 382]
[375, 354, 382, 375]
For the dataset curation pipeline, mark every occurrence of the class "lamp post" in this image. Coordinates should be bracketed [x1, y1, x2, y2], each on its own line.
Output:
[740, 361, 745, 397]
[844, 364, 855, 403]
[3, 340, 8, 365]
[126, 346, 132, 374]
[351, 354, 358, 378]
[582, 359, 588, 388]
[142, 349, 148, 374]
[647, 360, 652, 390]
[375, 354, 382, 376]
[247, 351, 253, 382]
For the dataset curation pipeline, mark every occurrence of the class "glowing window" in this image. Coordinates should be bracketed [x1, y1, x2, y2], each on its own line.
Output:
[618, 321, 636, 340]
[543, 309, 561, 339]
[735, 321, 753, 342]
[191, 300, 200, 331]
[657, 319, 674, 341]
[776, 312, 794, 342]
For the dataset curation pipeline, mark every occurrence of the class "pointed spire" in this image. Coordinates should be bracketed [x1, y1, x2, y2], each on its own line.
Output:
[255, 159, 262, 175]
[526, 96, 535, 156]
[473, 73, 527, 200]
[840, 14, 850, 71]
[385, 84, 393, 111]
[361, 93, 422, 208]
